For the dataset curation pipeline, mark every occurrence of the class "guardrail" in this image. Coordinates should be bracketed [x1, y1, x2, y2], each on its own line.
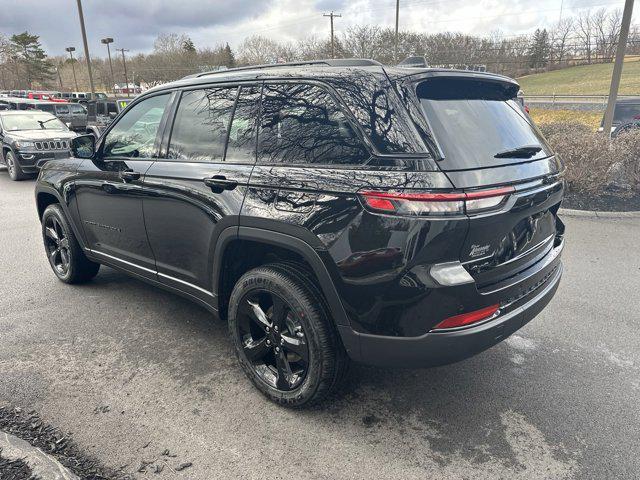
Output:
[525, 94, 640, 105]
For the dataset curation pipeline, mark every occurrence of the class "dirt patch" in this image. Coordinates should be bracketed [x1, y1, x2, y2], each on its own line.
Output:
[0, 406, 127, 480]
[563, 191, 640, 212]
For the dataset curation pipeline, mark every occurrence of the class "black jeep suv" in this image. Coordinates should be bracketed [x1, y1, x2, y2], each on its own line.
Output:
[1, 110, 76, 180]
[35, 59, 565, 406]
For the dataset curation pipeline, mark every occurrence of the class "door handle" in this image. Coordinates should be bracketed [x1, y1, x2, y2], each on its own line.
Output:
[120, 169, 141, 181]
[203, 175, 238, 191]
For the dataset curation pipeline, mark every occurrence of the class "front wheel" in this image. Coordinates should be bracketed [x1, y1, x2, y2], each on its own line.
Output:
[5, 150, 27, 181]
[42, 204, 100, 284]
[228, 263, 348, 407]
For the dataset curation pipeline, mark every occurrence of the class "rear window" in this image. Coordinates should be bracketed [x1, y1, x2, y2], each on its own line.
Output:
[417, 77, 553, 170]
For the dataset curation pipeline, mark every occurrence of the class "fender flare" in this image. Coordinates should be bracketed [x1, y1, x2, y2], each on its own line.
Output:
[212, 225, 350, 328]
[34, 185, 88, 250]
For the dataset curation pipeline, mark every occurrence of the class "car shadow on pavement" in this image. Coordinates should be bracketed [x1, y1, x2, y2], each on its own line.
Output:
[67, 267, 599, 477]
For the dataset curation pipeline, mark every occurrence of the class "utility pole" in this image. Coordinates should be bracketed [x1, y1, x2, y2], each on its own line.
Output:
[323, 11, 341, 59]
[65, 47, 79, 91]
[101, 38, 115, 93]
[394, 0, 400, 62]
[117, 48, 130, 98]
[75, 0, 95, 96]
[602, 0, 634, 136]
[56, 64, 63, 89]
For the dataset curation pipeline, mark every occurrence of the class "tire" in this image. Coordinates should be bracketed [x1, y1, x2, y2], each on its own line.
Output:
[41, 204, 100, 284]
[5, 150, 27, 181]
[228, 263, 349, 407]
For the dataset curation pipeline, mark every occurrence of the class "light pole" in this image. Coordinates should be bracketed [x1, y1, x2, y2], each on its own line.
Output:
[75, 0, 95, 96]
[101, 37, 115, 93]
[117, 48, 130, 97]
[65, 47, 79, 91]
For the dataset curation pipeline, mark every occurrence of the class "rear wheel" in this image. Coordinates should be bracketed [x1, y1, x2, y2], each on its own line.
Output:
[228, 263, 348, 407]
[5, 150, 27, 181]
[42, 204, 100, 284]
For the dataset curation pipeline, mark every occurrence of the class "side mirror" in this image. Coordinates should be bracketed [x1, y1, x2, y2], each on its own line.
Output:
[71, 134, 95, 159]
[66, 122, 72, 129]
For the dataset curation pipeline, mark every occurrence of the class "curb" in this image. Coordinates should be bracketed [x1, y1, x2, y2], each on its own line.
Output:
[559, 208, 640, 218]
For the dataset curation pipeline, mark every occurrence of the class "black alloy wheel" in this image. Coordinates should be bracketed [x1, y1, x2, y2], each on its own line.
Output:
[41, 204, 100, 284]
[44, 215, 71, 277]
[236, 290, 310, 391]
[228, 263, 349, 407]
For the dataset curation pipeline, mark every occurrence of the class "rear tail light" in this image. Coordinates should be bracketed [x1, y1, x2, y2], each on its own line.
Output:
[432, 304, 500, 330]
[360, 187, 514, 216]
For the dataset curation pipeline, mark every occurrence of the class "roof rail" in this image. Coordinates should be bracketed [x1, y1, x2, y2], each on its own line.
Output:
[193, 58, 383, 78]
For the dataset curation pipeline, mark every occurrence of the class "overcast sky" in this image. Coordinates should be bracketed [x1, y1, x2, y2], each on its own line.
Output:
[1, 0, 633, 58]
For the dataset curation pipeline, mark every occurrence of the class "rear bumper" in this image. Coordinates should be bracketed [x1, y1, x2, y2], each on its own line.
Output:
[339, 258, 562, 368]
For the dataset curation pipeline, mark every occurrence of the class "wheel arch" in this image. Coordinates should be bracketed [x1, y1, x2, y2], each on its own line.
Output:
[35, 185, 88, 250]
[213, 226, 350, 330]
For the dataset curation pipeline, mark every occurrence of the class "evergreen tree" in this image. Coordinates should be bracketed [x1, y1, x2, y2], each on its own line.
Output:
[222, 43, 235, 68]
[11, 32, 54, 88]
[182, 37, 196, 54]
[528, 29, 551, 69]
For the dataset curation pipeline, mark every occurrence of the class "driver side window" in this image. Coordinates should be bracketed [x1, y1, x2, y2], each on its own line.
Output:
[103, 94, 169, 159]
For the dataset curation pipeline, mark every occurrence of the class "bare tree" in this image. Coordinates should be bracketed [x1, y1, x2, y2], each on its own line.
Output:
[550, 17, 574, 67]
[576, 10, 594, 64]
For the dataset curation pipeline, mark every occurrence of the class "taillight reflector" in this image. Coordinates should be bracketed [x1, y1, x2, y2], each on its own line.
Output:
[433, 304, 500, 330]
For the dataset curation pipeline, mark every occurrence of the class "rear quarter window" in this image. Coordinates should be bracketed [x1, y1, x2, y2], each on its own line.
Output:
[258, 82, 369, 166]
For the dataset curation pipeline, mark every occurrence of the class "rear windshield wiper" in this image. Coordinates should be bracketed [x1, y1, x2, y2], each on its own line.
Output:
[494, 145, 542, 159]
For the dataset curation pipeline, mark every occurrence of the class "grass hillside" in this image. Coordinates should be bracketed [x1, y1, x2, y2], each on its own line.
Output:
[517, 56, 640, 95]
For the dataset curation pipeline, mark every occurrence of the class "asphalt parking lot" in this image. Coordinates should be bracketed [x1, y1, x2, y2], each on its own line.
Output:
[1, 172, 639, 480]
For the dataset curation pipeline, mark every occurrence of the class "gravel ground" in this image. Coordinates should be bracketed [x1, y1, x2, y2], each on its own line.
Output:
[1, 173, 639, 479]
[0, 450, 35, 480]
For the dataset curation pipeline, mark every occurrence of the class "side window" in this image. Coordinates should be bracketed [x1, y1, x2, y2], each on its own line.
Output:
[102, 94, 169, 159]
[259, 83, 368, 166]
[168, 87, 237, 163]
[55, 104, 69, 115]
[225, 85, 260, 164]
[69, 104, 86, 114]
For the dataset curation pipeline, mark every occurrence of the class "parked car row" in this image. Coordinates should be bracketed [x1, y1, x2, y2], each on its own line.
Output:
[0, 96, 132, 138]
[0, 90, 108, 104]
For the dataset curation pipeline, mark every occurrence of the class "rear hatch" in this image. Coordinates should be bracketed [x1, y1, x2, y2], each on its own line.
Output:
[414, 75, 564, 288]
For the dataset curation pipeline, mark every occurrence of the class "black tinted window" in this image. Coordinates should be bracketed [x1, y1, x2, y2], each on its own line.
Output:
[56, 105, 69, 114]
[225, 85, 260, 164]
[417, 78, 552, 169]
[168, 87, 237, 163]
[103, 94, 169, 159]
[259, 83, 368, 166]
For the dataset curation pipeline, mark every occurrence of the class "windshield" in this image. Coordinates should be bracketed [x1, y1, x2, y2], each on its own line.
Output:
[417, 77, 553, 170]
[1, 112, 68, 131]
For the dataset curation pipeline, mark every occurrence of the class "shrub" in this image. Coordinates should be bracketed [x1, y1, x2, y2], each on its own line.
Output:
[539, 122, 640, 194]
